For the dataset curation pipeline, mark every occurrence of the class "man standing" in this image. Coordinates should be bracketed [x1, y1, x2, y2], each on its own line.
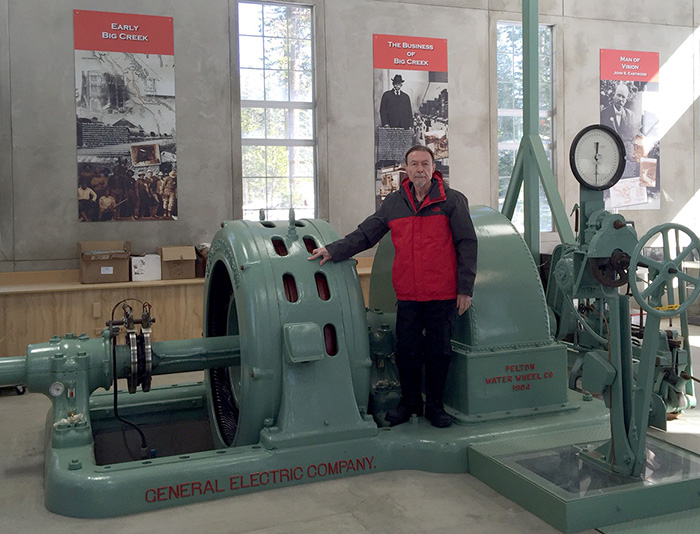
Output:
[77, 182, 98, 222]
[162, 169, 178, 219]
[308, 146, 477, 428]
[380, 74, 413, 129]
[98, 189, 117, 221]
[136, 172, 151, 218]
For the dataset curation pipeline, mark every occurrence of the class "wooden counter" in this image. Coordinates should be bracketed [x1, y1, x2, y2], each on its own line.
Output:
[0, 258, 374, 358]
[0, 270, 205, 357]
[355, 256, 373, 305]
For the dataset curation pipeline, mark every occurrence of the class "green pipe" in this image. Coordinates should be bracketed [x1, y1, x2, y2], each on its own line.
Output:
[0, 356, 27, 387]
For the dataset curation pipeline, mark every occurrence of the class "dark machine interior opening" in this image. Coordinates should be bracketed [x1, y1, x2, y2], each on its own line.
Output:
[206, 261, 241, 447]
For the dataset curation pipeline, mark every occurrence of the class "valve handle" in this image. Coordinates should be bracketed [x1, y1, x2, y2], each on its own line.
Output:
[629, 223, 700, 318]
[589, 249, 630, 288]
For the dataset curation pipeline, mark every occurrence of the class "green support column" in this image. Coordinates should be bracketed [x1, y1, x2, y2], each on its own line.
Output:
[501, 0, 574, 261]
[522, 0, 540, 260]
[500, 137, 524, 220]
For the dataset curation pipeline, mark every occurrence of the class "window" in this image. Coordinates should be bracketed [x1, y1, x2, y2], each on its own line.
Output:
[238, 2, 316, 220]
[496, 22, 554, 232]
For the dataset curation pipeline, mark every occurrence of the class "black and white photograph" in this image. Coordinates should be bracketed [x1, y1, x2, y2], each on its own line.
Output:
[75, 47, 177, 221]
[373, 69, 449, 208]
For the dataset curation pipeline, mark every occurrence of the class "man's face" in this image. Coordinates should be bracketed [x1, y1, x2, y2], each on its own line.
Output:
[613, 86, 628, 109]
[393, 82, 403, 91]
[405, 150, 435, 191]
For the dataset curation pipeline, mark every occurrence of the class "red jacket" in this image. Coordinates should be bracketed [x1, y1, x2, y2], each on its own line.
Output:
[327, 172, 477, 301]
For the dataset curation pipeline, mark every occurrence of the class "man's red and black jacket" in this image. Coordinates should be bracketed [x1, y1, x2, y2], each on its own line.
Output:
[326, 172, 477, 301]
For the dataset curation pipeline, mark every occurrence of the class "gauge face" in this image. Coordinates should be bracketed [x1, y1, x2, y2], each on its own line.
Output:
[49, 381, 65, 398]
[569, 124, 626, 191]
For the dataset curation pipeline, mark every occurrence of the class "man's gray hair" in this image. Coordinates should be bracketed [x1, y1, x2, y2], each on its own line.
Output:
[405, 145, 435, 164]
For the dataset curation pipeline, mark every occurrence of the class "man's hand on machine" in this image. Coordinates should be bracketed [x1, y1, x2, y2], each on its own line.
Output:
[308, 246, 333, 265]
[456, 294, 472, 316]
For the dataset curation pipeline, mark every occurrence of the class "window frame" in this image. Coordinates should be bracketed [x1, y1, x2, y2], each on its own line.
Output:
[492, 18, 561, 237]
[231, 0, 328, 221]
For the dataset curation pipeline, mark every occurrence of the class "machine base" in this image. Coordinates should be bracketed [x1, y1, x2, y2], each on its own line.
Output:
[469, 431, 700, 533]
[44, 383, 700, 531]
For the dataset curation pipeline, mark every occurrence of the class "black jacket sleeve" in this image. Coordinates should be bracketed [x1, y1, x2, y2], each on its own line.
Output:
[325, 202, 390, 262]
[448, 191, 478, 296]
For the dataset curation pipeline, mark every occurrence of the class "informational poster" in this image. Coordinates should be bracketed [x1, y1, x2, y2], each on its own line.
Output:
[74, 10, 177, 222]
[373, 34, 448, 209]
[600, 49, 660, 210]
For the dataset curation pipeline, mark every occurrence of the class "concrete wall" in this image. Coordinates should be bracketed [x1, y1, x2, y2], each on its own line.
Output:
[1, 0, 699, 271]
[0, 0, 233, 271]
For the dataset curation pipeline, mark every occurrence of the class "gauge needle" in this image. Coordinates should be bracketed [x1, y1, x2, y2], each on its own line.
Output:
[594, 142, 600, 183]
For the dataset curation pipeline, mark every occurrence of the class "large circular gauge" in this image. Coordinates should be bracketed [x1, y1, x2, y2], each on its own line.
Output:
[569, 124, 626, 191]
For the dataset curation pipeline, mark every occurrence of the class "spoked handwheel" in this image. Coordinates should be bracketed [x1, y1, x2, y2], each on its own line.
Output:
[630, 223, 700, 318]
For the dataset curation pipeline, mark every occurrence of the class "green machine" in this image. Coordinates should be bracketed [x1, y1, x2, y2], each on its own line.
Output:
[5, 1, 699, 530]
[3, 181, 700, 532]
[0, 210, 574, 514]
[466, 124, 700, 533]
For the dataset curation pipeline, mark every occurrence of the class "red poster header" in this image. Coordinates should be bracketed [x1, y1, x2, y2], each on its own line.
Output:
[74, 10, 174, 55]
[600, 49, 659, 82]
[373, 34, 447, 72]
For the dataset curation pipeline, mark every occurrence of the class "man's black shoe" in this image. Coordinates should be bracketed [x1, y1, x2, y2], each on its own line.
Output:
[425, 405, 453, 428]
[385, 402, 423, 427]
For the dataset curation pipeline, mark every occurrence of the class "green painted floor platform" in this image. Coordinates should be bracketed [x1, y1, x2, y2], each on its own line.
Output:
[6, 332, 700, 533]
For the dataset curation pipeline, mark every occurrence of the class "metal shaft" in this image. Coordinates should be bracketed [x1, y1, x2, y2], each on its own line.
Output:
[0, 334, 241, 393]
[0, 356, 28, 388]
[148, 335, 241, 375]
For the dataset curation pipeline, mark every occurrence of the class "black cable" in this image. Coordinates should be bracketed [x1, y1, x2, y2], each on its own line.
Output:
[109, 299, 149, 455]
[121, 423, 147, 461]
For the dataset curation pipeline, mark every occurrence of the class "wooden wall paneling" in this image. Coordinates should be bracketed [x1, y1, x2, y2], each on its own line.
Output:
[0, 283, 205, 358]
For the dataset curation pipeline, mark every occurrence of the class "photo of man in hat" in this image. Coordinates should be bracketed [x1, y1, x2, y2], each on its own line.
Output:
[380, 74, 413, 129]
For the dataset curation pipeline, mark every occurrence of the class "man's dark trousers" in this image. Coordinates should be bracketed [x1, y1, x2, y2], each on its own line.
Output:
[395, 299, 456, 411]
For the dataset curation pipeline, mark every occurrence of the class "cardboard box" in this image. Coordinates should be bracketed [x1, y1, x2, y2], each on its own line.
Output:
[79, 241, 131, 284]
[159, 246, 196, 280]
[130, 254, 162, 282]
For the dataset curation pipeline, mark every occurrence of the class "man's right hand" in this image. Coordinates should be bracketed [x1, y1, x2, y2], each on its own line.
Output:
[308, 246, 332, 266]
